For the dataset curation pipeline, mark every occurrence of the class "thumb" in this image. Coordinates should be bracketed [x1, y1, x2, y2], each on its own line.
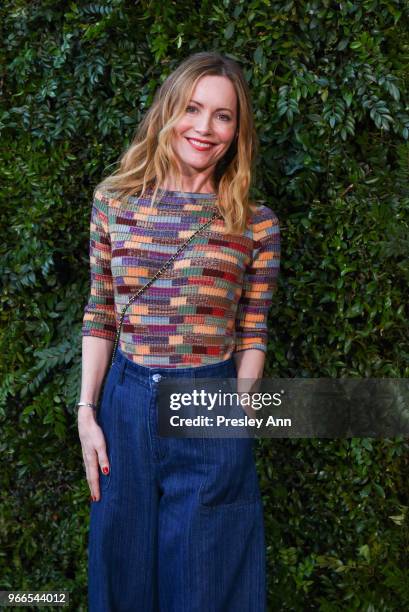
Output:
[98, 448, 110, 475]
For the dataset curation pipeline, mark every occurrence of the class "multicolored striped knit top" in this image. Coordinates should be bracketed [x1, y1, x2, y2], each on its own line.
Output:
[81, 187, 280, 368]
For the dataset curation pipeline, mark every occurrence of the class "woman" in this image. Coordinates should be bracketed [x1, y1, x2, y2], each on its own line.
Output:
[78, 51, 280, 612]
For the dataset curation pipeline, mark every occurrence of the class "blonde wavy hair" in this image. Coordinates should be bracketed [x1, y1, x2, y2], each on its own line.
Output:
[96, 51, 259, 235]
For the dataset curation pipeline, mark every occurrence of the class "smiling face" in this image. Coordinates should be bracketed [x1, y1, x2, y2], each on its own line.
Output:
[171, 75, 238, 185]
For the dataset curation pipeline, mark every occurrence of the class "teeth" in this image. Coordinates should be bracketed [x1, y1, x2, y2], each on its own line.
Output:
[189, 138, 213, 149]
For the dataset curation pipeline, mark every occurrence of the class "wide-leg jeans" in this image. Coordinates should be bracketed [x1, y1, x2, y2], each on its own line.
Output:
[88, 347, 267, 612]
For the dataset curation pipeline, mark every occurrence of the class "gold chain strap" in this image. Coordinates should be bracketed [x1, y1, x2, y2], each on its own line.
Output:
[110, 211, 223, 367]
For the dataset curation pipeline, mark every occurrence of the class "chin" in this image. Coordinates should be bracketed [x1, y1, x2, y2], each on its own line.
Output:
[183, 160, 211, 171]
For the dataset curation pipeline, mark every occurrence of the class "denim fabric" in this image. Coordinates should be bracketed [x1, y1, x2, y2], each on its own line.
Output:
[88, 347, 267, 612]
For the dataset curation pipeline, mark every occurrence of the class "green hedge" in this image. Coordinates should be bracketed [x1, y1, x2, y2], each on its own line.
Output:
[1, 1, 409, 609]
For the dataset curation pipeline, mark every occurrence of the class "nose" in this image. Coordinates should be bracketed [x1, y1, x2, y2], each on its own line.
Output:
[194, 112, 212, 134]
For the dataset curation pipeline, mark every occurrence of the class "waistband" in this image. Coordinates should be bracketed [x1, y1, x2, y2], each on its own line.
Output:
[111, 347, 237, 390]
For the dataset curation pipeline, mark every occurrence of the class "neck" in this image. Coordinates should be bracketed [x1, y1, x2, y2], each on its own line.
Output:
[158, 174, 216, 194]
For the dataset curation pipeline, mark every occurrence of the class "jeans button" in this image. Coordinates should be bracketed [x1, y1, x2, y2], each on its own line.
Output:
[152, 373, 162, 383]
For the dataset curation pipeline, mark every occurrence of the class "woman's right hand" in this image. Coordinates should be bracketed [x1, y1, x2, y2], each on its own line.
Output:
[77, 407, 110, 502]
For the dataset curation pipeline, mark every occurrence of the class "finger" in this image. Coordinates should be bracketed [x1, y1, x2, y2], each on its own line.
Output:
[81, 448, 88, 474]
[81, 448, 93, 495]
[88, 460, 100, 501]
[82, 446, 100, 501]
[97, 445, 110, 477]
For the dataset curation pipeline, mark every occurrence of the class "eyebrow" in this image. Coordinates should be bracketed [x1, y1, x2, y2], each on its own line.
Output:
[190, 99, 233, 113]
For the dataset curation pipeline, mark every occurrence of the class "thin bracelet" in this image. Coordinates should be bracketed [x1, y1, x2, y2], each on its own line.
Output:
[76, 401, 98, 410]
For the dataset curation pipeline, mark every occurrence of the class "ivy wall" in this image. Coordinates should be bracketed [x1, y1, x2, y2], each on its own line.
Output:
[1, 1, 409, 609]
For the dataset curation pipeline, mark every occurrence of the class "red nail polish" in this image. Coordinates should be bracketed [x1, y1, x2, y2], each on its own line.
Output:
[102, 466, 109, 475]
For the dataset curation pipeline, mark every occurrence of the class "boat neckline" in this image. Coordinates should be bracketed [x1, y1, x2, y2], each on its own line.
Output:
[151, 188, 217, 198]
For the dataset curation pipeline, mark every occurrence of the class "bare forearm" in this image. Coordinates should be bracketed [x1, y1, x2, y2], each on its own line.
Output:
[233, 349, 265, 380]
[233, 349, 265, 419]
[78, 336, 114, 419]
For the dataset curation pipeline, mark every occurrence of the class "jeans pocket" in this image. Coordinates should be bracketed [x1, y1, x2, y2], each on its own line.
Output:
[198, 436, 261, 509]
[192, 494, 267, 612]
[199, 495, 261, 513]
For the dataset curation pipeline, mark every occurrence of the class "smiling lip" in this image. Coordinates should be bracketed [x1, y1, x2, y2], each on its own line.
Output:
[185, 137, 216, 151]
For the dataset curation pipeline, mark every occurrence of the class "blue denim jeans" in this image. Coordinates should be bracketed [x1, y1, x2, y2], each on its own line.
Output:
[88, 348, 267, 612]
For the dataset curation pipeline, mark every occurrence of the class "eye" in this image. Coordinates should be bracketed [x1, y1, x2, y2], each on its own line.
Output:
[186, 105, 197, 113]
[218, 113, 231, 121]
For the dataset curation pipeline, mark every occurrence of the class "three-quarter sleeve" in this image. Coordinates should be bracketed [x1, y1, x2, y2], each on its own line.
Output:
[234, 206, 280, 353]
[81, 190, 117, 341]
